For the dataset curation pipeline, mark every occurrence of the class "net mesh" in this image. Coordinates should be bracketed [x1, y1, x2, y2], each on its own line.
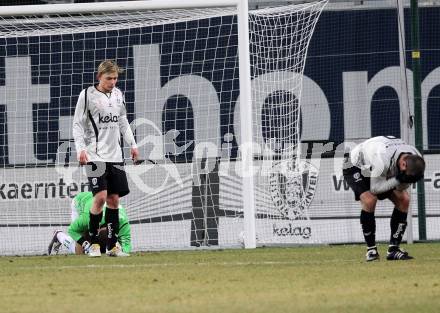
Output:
[0, 8, 236, 38]
[0, 1, 327, 255]
[249, 2, 326, 243]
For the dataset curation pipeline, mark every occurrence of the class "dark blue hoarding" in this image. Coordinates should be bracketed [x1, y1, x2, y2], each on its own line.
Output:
[0, 8, 439, 166]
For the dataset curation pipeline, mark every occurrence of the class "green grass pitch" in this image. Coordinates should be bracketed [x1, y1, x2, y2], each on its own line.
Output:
[1, 243, 440, 313]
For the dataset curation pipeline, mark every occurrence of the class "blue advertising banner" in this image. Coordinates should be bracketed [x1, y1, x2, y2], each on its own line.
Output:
[1, 8, 439, 167]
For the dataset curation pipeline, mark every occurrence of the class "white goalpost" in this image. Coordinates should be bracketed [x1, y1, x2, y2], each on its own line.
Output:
[0, 0, 327, 255]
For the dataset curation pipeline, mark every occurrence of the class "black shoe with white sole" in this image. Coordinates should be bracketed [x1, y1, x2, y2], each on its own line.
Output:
[48, 230, 62, 255]
[366, 247, 380, 262]
[386, 246, 413, 260]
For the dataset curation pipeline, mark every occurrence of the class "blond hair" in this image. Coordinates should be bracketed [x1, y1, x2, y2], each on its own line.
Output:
[97, 60, 123, 76]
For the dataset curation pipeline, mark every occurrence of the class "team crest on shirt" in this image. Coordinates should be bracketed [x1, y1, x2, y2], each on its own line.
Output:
[92, 178, 98, 186]
[353, 172, 362, 182]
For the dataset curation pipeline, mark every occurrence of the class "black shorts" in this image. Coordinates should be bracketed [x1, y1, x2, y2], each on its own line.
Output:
[86, 162, 130, 197]
[343, 159, 393, 201]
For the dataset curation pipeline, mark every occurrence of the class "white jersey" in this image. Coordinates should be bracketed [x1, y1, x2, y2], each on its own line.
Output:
[72, 85, 137, 163]
[350, 136, 421, 194]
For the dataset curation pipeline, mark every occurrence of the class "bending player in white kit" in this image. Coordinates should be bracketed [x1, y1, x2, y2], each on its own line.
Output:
[343, 136, 425, 261]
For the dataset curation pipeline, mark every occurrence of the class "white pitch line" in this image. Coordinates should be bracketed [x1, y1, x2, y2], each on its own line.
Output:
[6, 259, 364, 271]
[5, 256, 440, 271]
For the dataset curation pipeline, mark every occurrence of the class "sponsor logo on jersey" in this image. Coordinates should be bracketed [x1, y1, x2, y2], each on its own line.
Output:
[98, 113, 119, 124]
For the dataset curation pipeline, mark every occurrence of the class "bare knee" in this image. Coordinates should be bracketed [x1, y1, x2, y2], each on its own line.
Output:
[360, 192, 378, 213]
[92, 191, 106, 213]
[106, 193, 119, 209]
[391, 190, 410, 212]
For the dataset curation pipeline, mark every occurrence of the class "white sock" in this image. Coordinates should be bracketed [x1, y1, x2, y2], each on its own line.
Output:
[56, 231, 76, 254]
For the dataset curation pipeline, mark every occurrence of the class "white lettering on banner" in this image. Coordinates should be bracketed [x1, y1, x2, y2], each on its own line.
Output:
[3, 47, 440, 166]
[343, 71, 369, 139]
[0, 57, 50, 165]
[133, 44, 331, 157]
[422, 67, 440, 147]
[233, 71, 331, 151]
[133, 44, 220, 181]
[366, 67, 414, 143]
[130, 46, 439, 150]
[133, 44, 220, 162]
[343, 67, 417, 141]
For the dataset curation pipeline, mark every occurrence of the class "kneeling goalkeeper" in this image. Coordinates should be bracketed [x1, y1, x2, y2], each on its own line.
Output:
[48, 191, 131, 256]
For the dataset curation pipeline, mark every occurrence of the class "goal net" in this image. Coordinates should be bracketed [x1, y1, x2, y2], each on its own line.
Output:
[0, 0, 327, 255]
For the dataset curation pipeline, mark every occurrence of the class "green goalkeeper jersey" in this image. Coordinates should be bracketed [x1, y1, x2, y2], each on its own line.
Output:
[68, 192, 132, 253]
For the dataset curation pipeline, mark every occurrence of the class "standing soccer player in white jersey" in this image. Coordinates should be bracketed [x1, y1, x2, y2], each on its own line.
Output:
[343, 136, 425, 261]
[72, 60, 139, 257]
